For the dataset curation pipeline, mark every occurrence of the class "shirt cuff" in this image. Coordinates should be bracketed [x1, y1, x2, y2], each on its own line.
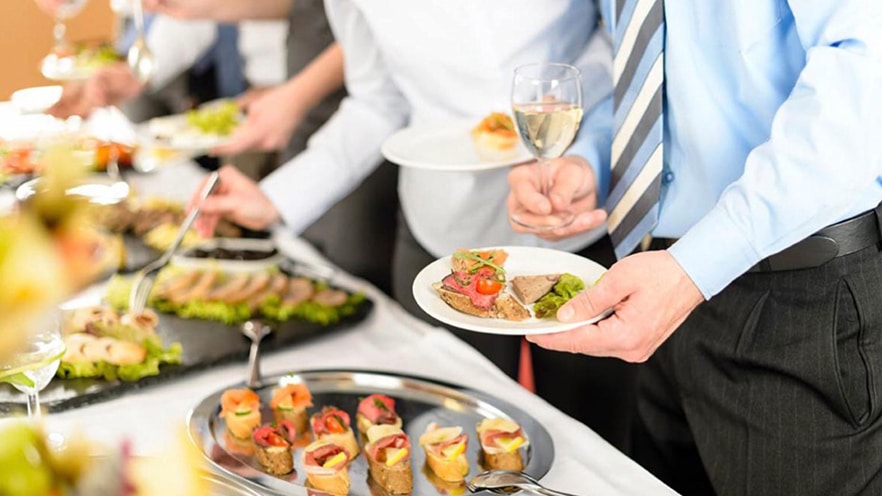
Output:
[666, 205, 763, 299]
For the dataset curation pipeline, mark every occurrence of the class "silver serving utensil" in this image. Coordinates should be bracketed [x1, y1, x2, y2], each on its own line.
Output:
[128, 171, 220, 313]
[241, 320, 272, 388]
[467, 470, 580, 496]
[126, 0, 155, 83]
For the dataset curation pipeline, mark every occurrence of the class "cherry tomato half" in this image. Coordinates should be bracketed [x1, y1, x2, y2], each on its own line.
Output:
[476, 278, 504, 295]
[325, 415, 346, 434]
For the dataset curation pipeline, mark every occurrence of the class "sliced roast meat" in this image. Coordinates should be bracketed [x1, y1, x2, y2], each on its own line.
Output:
[207, 273, 250, 302]
[312, 288, 347, 307]
[441, 271, 497, 310]
[283, 277, 315, 307]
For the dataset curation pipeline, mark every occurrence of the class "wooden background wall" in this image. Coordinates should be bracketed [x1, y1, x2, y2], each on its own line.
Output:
[0, 1, 115, 99]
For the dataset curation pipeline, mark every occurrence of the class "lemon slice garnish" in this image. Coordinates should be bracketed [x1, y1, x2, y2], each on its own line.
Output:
[322, 452, 347, 468]
[496, 436, 524, 453]
[441, 442, 465, 460]
[384, 447, 408, 467]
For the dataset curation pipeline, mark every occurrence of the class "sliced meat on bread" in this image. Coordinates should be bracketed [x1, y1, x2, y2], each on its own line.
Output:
[433, 283, 529, 322]
[510, 274, 561, 304]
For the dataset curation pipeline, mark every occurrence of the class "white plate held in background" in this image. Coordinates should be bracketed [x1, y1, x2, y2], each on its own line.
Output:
[382, 118, 532, 172]
[11, 86, 63, 114]
[413, 246, 609, 335]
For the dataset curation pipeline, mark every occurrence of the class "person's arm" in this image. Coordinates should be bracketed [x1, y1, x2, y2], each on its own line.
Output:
[669, 1, 882, 298]
[143, 0, 291, 21]
[213, 43, 345, 154]
[258, 0, 409, 233]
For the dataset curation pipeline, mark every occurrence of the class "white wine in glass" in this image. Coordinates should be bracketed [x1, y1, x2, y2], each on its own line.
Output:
[510, 63, 583, 231]
[0, 314, 65, 417]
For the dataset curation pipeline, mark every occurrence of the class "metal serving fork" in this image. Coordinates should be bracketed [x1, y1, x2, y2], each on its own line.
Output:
[128, 171, 221, 313]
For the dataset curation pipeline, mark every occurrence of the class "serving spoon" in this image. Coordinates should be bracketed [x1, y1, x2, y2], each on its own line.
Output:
[242, 320, 272, 388]
[126, 0, 155, 83]
[467, 470, 580, 496]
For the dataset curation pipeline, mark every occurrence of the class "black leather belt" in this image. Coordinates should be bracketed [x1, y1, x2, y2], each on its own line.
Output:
[653, 203, 882, 272]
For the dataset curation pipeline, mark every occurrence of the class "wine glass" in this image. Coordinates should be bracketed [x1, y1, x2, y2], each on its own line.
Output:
[509, 62, 583, 231]
[40, 0, 91, 80]
[0, 311, 65, 417]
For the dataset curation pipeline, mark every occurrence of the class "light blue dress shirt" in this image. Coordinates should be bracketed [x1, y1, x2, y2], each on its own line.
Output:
[577, 0, 882, 298]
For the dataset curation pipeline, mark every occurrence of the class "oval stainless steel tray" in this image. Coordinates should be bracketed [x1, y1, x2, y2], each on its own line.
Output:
[188, 369, 554, 495]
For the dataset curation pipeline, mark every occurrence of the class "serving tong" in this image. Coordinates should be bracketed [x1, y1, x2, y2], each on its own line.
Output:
[127, 171, 220, 313]
[468, 470, 580, 496]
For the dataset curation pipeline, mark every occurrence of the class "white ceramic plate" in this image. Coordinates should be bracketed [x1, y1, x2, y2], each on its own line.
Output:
[381, 118, 532, 172]
[413, 246, 609, 335]
[11, 85, 63, 114]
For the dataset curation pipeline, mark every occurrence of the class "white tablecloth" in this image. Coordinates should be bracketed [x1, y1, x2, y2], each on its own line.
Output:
[35, 161, 678, 495]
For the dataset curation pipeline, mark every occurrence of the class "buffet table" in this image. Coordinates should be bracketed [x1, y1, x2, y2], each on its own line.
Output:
[35, 160, 678, 495]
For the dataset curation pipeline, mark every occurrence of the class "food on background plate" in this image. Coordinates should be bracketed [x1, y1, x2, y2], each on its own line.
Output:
[418, 422, 469, 482]
[91, 197, 242, 243]
[475, 417, 529, 471]
[57, 306, 182, 382]
[432, 249, 529, 321]
[270, 383, 313, 435]
[301, 439, 351, 495]
[310, 406, 360, 461]
[471, 112, 519, 161]
[356, 393, 402, 435]
[252, 420, 297, 475]
[148, 101, 241, 150]
[364, 425, 413, 494]
[219, 388, 262, 440]
[106, 267, 366, 326]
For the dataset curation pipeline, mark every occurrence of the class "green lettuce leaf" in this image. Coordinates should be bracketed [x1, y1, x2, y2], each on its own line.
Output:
[533, 273, 585, 319]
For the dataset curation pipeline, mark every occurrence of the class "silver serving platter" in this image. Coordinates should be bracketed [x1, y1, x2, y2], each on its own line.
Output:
[188, 369, 554, 495]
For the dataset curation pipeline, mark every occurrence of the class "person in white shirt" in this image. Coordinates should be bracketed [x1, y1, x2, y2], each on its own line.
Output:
[187, 0, 637, 450]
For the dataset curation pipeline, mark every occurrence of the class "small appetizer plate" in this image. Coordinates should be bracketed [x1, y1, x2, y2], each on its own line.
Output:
[381, 118, 532, 172]
[413, 246, 608, 335]
[140, 114, 234, 153]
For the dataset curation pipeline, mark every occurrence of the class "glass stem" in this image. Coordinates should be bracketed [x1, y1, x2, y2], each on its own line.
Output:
[26, 391, 41, 418]
[536, 157, 551, 203]
[53, 19, 66, 47]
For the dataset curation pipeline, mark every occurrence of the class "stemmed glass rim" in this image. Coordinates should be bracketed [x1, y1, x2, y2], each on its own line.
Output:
[513, 62, 582, 82]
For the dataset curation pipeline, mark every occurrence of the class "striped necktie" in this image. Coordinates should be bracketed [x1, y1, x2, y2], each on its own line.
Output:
[605, 0, 665, 259]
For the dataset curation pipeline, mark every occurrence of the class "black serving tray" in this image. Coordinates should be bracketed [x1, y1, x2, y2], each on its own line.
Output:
[0, 296, 373, 414]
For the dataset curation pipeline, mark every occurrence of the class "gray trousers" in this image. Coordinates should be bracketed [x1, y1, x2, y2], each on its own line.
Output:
[633, 243, 882, 495]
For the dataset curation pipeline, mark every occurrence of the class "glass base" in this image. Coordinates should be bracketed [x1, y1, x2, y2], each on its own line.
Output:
[510, 209, 575, 232]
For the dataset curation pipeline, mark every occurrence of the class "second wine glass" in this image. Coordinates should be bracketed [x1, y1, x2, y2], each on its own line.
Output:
[0, 310, 65, 418]
[510, 62, 583, 231]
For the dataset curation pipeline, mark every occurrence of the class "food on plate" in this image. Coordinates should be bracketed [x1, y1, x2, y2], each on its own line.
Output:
[0, 141, 39, 177]
[356, 394, 402, 435]
[471, 112, 519, 161]
[57, 306, 182, 382]
[475, 417, 530, 470]
[219, 388, 262, 440]
[50, 41, 121, 69]
[420, 463, 467, 496]
[142, 222, 206, 252]
[510, 274, 561, 304]
[252, 420, 297, 475]
[93, 197, 241, 237]
[106, 267, 366, 326]
[186, 101, 240, 136]
[532, 273, 585, 319]
[270, 383, 313, 434]
[418, 422, 469, 482]
[301, 439, 351, 495]
[364, 425, 413, 494]
[433, 249, 529, 321]
[310, 406, 360, 461]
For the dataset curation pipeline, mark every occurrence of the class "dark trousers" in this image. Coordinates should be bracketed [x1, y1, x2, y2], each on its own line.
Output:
[392, 214, 639, 453]
[632, 244, 882, 495]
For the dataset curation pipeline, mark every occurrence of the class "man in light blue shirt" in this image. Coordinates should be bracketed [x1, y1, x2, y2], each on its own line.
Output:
[508, 1, 882, 493]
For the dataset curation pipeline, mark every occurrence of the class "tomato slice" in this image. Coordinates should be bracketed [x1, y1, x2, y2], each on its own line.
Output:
[266, 432, 288, 447]
[476, 278, 504, 295]
[325, 415, 346, 434]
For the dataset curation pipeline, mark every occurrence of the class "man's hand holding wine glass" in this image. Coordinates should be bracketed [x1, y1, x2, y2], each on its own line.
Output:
[507, 155, 607, 241]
